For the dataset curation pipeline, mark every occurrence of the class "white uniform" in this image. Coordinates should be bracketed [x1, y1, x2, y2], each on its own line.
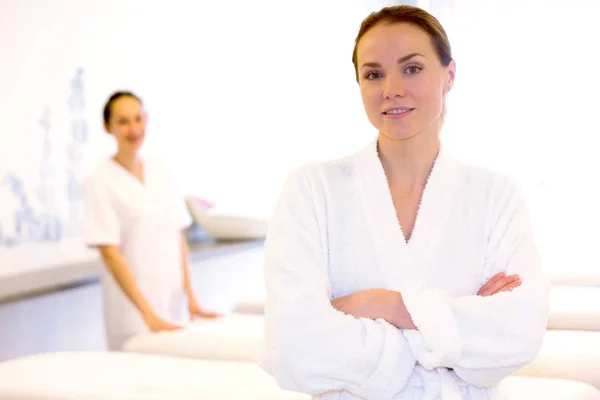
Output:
[83, 157, 192, 351]
[259, 139, 550, 399]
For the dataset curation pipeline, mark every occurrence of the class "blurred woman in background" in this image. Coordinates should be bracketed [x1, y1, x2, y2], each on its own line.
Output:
[83, 91, 219, 351]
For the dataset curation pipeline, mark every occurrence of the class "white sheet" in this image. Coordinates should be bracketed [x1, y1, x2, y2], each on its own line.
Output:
[516, 330, 600, 389]
[0, 351, 308, 400]
[123, 312, 600, 391]
[551, 274, 600, 288]
[123, 314, 263, 362]
[234, 300, 265, 315]
[500, 376, 600, 399]
[0, 351, 597, 399]
[548, 286, 600, 331]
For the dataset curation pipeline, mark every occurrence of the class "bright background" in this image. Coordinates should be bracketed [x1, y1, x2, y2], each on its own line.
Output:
[1, 0, 598, 279]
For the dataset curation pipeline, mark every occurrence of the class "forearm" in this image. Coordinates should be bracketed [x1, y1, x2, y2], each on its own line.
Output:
[381, 291, 417, 330]
[336, 289, 416, 330]
[99, 247, 153, 317]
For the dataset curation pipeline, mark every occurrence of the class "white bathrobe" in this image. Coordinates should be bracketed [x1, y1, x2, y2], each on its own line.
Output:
[259, 139, 549, 400]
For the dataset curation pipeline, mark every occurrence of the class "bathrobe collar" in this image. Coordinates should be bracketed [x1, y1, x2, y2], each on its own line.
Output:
[355, 137, 459, 288]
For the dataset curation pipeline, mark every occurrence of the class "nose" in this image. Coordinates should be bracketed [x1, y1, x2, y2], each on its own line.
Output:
[383, 74, 406, 100]
[130, 120, 144, 135]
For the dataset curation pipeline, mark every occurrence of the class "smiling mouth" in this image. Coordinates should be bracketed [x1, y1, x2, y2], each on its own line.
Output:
[383, 108, 414, 115]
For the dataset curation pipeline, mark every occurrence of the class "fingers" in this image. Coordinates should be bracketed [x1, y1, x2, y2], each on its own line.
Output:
[199, 311, 223, 318]
[163, 321, 183, 331]
[478, 273, 521, 296]
[477, 272, 506, 296]
[493, 278, 522, 295]
[484, 275, 520, 296]
[152, 321, 183, 332]
[191, 308, 223, 319]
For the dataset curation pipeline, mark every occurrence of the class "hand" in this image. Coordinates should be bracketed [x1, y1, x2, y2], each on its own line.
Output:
[143, 311, 183, 333]
[188, 298, 222, 320]
[478, 272, 522, 297]
[331, 289, 416, 330]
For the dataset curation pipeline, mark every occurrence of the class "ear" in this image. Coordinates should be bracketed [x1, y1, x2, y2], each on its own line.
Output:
[444, 59, 456, 94]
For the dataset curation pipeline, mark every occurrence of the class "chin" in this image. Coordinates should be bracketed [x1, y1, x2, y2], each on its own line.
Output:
[379, 128, 419, 142]
[127, 142, 144, 153]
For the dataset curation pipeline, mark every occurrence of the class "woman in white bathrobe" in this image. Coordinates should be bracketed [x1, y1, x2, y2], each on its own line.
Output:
[83, 91, 219, 351]
[260, 5, 549, 400]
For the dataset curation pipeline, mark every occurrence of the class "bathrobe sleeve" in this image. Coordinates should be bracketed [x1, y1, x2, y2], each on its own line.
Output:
[259, 167, 418, 399]
[401, 179, 549, 387]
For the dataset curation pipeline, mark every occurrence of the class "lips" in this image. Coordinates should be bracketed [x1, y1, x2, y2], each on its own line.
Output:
[382, 107, 414, 115]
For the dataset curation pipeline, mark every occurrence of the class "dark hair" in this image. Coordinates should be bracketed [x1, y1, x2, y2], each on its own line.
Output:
[102, 91, 143, 125]
[352, 5, 452, 81]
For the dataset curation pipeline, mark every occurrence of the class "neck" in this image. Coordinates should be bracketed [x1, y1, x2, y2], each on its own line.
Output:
[377, 128, 441, 194]
[113, 150, 141, 172]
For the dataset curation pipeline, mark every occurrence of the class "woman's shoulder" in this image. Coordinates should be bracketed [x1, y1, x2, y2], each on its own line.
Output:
[83, 158, 114, 186]
[453, 158, 525, 207]
[295, 142, 372, 181]
[285, 151, 361, 192]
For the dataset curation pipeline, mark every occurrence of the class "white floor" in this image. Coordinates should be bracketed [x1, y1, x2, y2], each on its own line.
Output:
[0, 245, 266, 362]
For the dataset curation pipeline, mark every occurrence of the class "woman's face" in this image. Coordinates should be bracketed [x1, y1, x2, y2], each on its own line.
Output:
[105, 96, 147, 153]
[356, 22, 455, 141]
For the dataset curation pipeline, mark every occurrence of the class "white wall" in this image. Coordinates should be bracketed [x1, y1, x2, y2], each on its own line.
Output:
[426, 0, 600, 276]
[0, 0, 391, 276]
[5, 0, 597, 278]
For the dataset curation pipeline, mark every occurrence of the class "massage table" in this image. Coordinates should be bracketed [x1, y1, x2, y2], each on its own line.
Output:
[551, 274, 600, 288]
[547, 286, 600, 331]
[233, 299, 266, 315]
[500, 376, 600, 399]
[123, 313, 263, 362]
[516, 329, 600, 389]
[125, 314, 600, 390]
[0, 351, 308, 400]
[0, 351, 598, 399]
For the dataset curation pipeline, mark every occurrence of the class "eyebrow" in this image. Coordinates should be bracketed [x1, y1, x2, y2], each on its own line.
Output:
[360, 53, 425, 69]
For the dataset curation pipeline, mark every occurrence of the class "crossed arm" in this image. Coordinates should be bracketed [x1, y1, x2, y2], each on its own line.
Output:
[331, 272, 522, 330]
[260, 170, 549, 398]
